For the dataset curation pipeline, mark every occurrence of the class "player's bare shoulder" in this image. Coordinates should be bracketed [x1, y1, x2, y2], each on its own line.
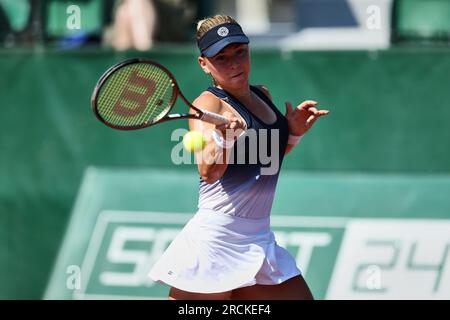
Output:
[192, 91, 223, 115]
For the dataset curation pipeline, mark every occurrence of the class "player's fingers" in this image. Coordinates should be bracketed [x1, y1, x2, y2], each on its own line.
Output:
[307, 112, 329, 126]
[318, 110, 330, 116]
[307, 107, 320, 115]
[285, 101, 294, 116]
[307, 114, 315, 124]
[230, 118, 242, 129]
[222, 111, 234, 120]
[237, 118, 247, 130]
[298, 100, 318, 111]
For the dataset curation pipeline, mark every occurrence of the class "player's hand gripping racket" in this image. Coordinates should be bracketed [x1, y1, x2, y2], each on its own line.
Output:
[91, 58, 229, 130]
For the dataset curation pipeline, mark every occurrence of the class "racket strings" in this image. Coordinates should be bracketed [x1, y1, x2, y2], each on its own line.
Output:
[137, 64, 174, 124]
[146, 79, 173, 122]
[100, 68, 131, 124]
[122, 64, 170, 126]
[138, 65, 172, 124]
[108, 68, 145, 125]
[128, 64, 165, 126]
[100, 67, 150, 125]
[97, 63, 175, 127]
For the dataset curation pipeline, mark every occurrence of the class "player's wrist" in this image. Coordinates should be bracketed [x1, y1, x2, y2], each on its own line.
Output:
[212, 130, 235, 149]
[287, 133, 303, 146]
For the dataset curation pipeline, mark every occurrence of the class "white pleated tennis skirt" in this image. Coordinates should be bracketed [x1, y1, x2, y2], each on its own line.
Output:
[148, 209, 301, 293]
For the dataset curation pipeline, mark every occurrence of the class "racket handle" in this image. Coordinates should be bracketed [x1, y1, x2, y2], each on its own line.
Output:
[200, 110, 229, 125]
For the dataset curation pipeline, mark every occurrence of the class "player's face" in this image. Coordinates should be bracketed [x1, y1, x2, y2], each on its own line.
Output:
[199, 44, 250, 89]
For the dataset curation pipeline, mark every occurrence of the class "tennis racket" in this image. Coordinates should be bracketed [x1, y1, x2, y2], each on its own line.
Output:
[91, 58, 229, 130]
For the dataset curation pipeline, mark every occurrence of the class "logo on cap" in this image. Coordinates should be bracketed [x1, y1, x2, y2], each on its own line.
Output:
[217, 27, 229, 37]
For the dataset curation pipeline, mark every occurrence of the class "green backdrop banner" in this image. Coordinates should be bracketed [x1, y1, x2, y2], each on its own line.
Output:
[44, 168, 450, 300]
[1, 47, 450, 299]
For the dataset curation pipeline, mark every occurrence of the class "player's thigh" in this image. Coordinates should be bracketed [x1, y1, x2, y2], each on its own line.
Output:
[230, 275, 313, 300]
[169, 287, 232, 300]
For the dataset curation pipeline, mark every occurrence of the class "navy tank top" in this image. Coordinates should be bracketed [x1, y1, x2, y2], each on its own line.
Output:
[197, 85, 289, 219]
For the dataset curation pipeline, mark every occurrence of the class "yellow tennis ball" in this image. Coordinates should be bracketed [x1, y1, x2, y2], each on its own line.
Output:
[183, 131, 206, 152]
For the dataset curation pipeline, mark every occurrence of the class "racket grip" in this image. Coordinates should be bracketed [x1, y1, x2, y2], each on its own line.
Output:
[200, 110, 229, 125]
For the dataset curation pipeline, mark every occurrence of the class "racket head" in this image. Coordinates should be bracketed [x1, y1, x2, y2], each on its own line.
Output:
[91, 58, 179, 130]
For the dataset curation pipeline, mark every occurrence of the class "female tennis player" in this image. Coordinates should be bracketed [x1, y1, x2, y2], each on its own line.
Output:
[149, 15, 329, 300]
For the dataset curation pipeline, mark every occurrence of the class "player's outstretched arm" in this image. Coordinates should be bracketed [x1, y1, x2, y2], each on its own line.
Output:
[189, 92, 245, 184]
